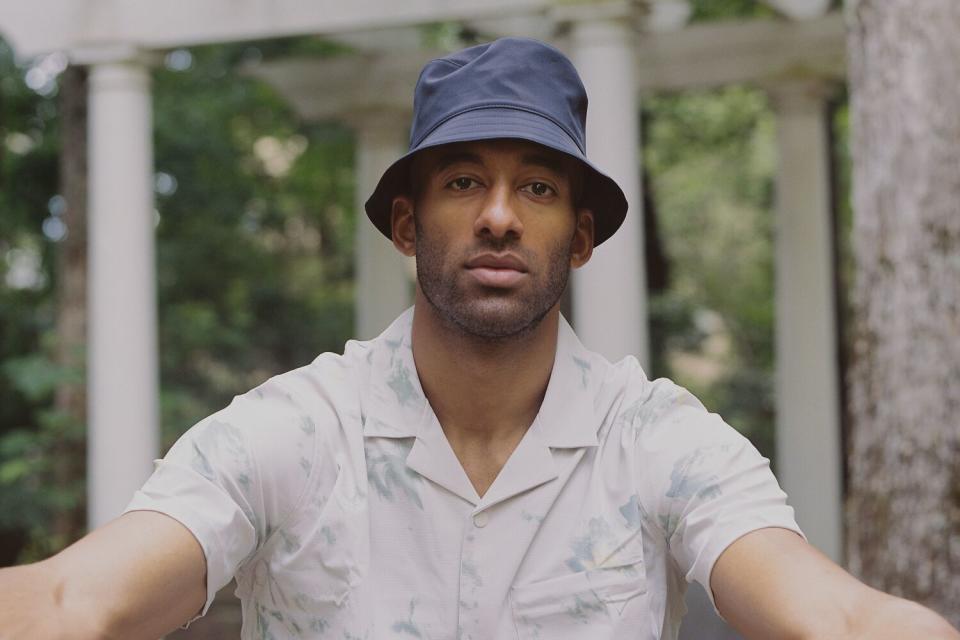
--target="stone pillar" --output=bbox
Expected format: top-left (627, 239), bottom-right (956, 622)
top-left (768, 79), bottom-right (842, 561)
top-left (351, 109), bottom-right (414, 340)
top-left (85, 51), bottom-right (159, 528)
top-left (567, 9), bottom-right (649, 367)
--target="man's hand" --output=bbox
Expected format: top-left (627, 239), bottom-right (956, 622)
top-left (711, 527), bottom-right (959, 640)
top-left (0, 510), bottom-right (207, 640)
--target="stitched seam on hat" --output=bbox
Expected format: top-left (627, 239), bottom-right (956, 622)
top-left (431, 58), bottom-right (466, 69)
top-left (413, 103), bottom-right (585, 153)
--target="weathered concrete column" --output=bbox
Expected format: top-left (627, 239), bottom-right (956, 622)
top-left (567, 8), bottom-right (649, 367)
top-left (350, 109), bottom-right (414, 339)
top-left (768, 79), bottom-right (842, 561)
top-left (84, 50), bottom-right (159, 528)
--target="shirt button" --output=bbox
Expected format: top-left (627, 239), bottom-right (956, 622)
top-left (473, 511), bottom-right (489, 528)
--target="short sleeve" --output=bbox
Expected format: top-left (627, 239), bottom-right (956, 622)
top-left (634, 380), bottom-right (805, 614)
top-left (123, 375), bottom-right (319, 624)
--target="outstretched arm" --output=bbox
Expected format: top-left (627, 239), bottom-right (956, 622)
top-left (0, 510), bottom-right (206, 640)
top-left (711, 527), bottom-right (959, 640)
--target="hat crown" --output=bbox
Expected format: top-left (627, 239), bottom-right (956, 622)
top-left (410, 38), bottom-right (589, 153)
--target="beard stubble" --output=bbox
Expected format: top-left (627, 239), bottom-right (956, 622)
top-left (414, 220), bottom-right (572, 341)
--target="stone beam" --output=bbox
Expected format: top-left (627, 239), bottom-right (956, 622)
top-left (0, 0), bottom-right (552, 60)
top-left (243, 50), bottom-right (437, 122)
top-left (635, 12), bottom-right (845, 92)
top-left (247, 11), bottom-right (845, 124)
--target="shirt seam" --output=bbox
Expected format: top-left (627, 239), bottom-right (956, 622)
top-left (244, 383), bottom-right (321, 563)
top-left (658, 391), bottom-right (697, 549)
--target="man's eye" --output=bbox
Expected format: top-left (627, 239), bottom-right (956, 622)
top-left (524, 182), bottom-right (555, 197)
top-left (449, 177), bottom-right (477, 191)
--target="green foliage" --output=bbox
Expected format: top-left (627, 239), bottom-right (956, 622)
top-left (648, 84), bottom-right (851, 465)
top-left (0, 39), bottom-right (72, 562)
top-left (831, 93), bottom-right (854, 342)
top-left (688, 0), bottom-right (842, 22)
top-left (0, 337), bottom-right (85, 561)
top-left (645, 85), bottom-right (778, 460)
top-left (0, 36), bottom-right (357, 561)
top-left (2, 352), bottom-right (80, 402)
top-left (688, 0), bottom-right (775, 22)
top-left (150, 41), bottom-right (358, 447)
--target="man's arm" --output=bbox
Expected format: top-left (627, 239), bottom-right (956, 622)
top-left (711, 527), bottom-right (959, 640)
top-left (0, 510), bottom-right (207, 640)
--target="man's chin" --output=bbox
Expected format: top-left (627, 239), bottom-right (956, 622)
top-left (443, 300), bottom-right (551, 340)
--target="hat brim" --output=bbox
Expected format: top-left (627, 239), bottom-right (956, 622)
top-left (364, 107), bottom-right (628, 247)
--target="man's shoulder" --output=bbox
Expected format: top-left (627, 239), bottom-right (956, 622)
top-left (575, 339), bottom-right (693, 415)
top-left (232, 310), bottom-right (417, 447)
top-left (214, 337), bottom-right (375, 450)
top-left (552, 320), bottom-right (718, 447)
top-left (592, 353), bottom-right (748, 453)
top-left (240, 340), bottom-right (372, 412)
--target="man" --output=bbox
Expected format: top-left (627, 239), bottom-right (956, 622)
top-left (1, 37), bottom-right (957, 640)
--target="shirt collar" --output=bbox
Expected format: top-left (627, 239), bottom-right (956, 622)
top-left (529, 314), bottom-right (605, 448)
top-left (359, 307), bottom-right (429, 439)
top-left (360, 307), bottom-right (607, 449)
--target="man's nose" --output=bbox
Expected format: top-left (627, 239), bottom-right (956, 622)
top-left (473, 183), bottom-right (523, 240)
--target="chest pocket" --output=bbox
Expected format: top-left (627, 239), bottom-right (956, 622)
top-left (510, 557), bottom-right (649, 640)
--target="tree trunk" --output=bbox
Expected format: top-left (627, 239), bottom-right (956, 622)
top-left (845, 0), bottom-right (960, 626)
top-left (52, 64), bottom-right (88, 544)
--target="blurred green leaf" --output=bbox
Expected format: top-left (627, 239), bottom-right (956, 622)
top-left (1, 355), bottom-right (77, 402)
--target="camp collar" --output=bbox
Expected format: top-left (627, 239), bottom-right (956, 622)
top-left (360, 306), bottom-right (605, 450)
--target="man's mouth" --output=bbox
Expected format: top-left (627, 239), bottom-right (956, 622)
top-left (464, 253), bottom-right (529, 288)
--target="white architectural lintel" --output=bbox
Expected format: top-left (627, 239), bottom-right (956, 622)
top-left (249, 11), bottom-right (844, 124)
top-left (635, 12), bottom-right (845, 92)
top-left (0, 0), bottom-right (554, 61)
top-left (69, 43), bottom-right (160, 67)
top-left (243, 51), bottom-right (429, 123)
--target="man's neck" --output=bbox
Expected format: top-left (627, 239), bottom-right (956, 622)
top-left (410, 291), bottom-right (559, 495)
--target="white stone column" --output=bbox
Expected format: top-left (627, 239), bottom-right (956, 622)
top-left (567, 10), bottom-right (649, 367)
top-left (85, 52), bottom-right (159, 528)
top-left (768, 79), bottom-right (842, 561)
top-left (351, 109), bottom-right (414, 340)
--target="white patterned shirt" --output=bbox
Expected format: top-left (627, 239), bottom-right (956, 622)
top-left (125, 307), bottom-right (803, 639)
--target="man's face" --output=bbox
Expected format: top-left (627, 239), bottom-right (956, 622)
top-left (392, 139), bottom-right (593, 340)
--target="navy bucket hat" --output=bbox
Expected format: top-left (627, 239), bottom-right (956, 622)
top-left (364, 37), bottom-right (628, 247)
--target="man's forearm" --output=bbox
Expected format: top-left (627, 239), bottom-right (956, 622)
top-left (0, 561), bottom-right (104, 640)
top-left (844, 591), bottom-right (960, 640)
top-left (1, 513), bottom-right (207, 640)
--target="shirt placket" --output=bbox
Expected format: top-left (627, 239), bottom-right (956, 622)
top-left (457, 506), bottom-right (491, 639)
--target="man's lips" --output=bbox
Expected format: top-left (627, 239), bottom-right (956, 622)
top-left (464, 253), bottom-right (529, 287)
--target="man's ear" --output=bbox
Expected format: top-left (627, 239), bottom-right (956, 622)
top-left (391, 195), bottom-right (416, 257)
top-left (570, 208), bottom-right (594, 268)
